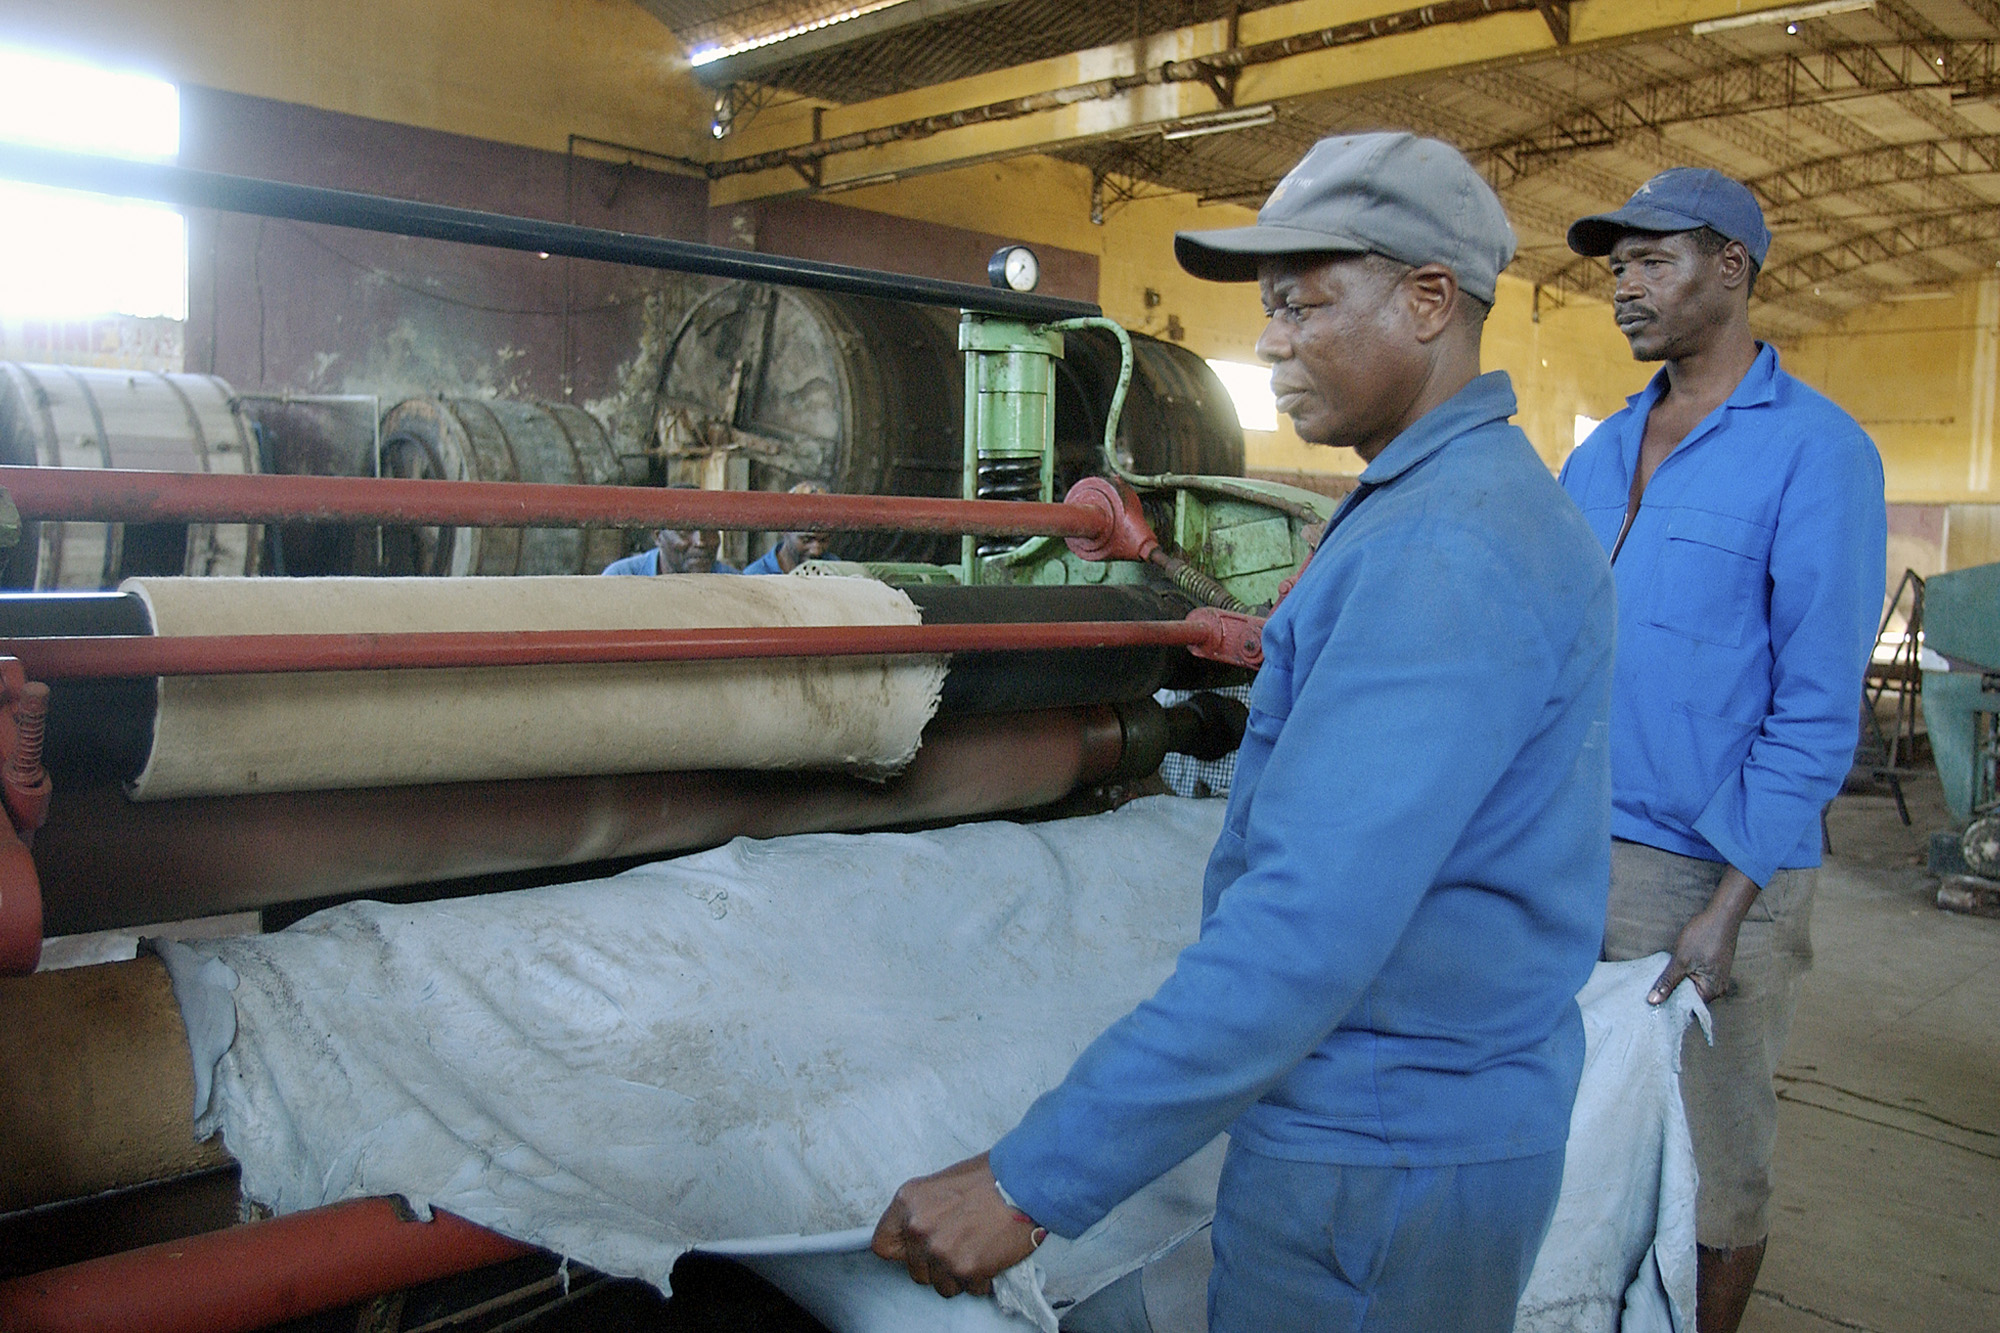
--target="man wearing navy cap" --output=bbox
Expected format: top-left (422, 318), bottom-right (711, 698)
top-left (873, 133), bottom-right (1615, 1332)
top-left (1562, 169), bottom-right (1887, 1332)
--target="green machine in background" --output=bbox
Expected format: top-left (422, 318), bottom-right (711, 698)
top-left (835, 310), bottom-right (1335, 613)
top-left (1921, 560), bottom-right (2000, 825)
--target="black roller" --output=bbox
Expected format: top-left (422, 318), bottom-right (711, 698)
top-left (910, 583), bottom-right (1191, 714)
top-left (0, 592), bottom-right (154, 782)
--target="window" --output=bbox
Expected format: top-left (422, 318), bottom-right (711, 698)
top-left (1206, 358), bottom-right (1279, 433)
top-left (1574, 413), bottom-right (1603, 450)
top-left (0, 48), bottom-right (184, 320)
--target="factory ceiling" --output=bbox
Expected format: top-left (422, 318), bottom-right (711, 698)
top-left (649, 0), bottom-right (2000, 335)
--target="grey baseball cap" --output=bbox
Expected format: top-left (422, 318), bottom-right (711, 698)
top-left (1174, 132), bottom-right (1517, 302)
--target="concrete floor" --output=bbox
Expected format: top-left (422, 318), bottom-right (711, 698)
top-left (1743, 773), bottom-right (1999, 1332)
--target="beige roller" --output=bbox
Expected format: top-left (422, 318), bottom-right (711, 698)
top-left (126, 575), bottom-right (946, 800)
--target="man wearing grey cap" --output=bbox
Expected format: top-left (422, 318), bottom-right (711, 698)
top-left (1560, 170), bottom-right (1886, 1333)
top-left (873, 133), bottom-right (1614, 1331)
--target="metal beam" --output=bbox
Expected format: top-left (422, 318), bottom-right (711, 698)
top-left (1757, 208), bottom-right (2000, 297)
top-left (1478, 40), bottom-right (2000, 189)
top-left (706, 0), bottom-right (1809, 202)
top-left (709, 0), bottom-right (1544, 186)
top-left (1748, 135), bottom-right (2000, 206)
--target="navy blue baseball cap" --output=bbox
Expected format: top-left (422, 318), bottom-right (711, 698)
top-left (1567, 168), bottom-right (1771, 266)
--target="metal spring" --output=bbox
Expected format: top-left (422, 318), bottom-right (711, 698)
top-left (975, 456), bottom-right (1042, 556)
top-left (1169, 558), bottom-right (1249, 613)
top-left (7, 687), bottom-right (46, 783)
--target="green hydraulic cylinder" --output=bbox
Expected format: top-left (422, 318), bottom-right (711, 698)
top-left (960, 314), bottom-right (1062, 585)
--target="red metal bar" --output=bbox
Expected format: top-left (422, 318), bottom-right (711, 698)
top-left (0, 465), bottom-right (1108, 540)
top-left (0, 1197), bottom-right (534, 1333)
top-left (0, 619), bottom-right (1213, 680)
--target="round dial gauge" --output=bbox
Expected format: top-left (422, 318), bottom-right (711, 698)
top-left (988, 245), bottom-right (1040, 293)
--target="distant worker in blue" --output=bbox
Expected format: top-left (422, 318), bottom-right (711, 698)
top-left (871, 132), bottom-right (1616, 1332)
top-left (741, 481), bottom-right (836, 574)
top-left (1561, 171), bottom-right (1887, 1333)
top-left (600, 487), bottom-right (737, 575)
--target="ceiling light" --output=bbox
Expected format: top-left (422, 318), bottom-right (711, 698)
top-left (1690, 0), bottom-right (1874, 37)
top-left (1160, 105), bottom-right (1277, 141)
top-left (1787, 22), bottom-right (1799, 34)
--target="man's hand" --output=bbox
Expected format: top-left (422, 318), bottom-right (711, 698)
top-left (1649, 864), bottom-right (1760, 1004)
top-left (870, 1153), bottom-right (1044, 1298)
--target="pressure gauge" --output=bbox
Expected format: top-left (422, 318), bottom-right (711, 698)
top-left (988, 245), bottom-right (1040, 293)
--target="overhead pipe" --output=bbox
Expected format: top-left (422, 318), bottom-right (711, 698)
top-left (0, 1196), bottom-right (535, 1333)
top-left (0, 465), bottom-right (1109, 541)
top-left (0, 143), bottom-right (1097, 322)
top-left (0, 618), bottom-right (1221, 681)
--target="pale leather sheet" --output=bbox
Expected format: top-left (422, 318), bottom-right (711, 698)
top-left (165, 798), bottom-right (1232, 1323)
top-left (125, 575), bottom-right (945, 800)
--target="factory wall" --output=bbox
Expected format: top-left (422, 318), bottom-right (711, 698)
top-left (1779, 277), bottom-right (2000, 573)
top-left (180, 86), bottom-right (713, 451)
top-left (174, 85), bottom-right (1094, 459)
top-left (0, 0), bottom-right (709, 163)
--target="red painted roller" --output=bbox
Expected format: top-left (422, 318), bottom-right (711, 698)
top-left (0, 1197), bottom-right (535, 1333)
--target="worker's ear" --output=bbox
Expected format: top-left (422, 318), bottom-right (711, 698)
top-left (1403, 263), bottom-right (1459, 344)
top-left (1716, 239), bottom-right (1754, 294)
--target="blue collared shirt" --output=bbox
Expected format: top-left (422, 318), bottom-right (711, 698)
top-left (599, 549), bottom-right (741, 576)
top-left (1559, 343), bottom-right (1886, 885)
top-left (990, 372), bottom-right (1614, 1237)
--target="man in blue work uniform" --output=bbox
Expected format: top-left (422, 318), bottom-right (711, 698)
top-left (1560, 171), bottom-right (1887, 1333)
top-left (871, 133), bottom-right (1615, 1332)
top-left (741, 482), bottom-right (835, 574)
top-left (600, 525), bottom-right (738, 575)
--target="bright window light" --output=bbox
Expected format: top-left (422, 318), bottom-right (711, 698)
top-left (1207, 359), bottom-right (1279, 433)
top-left (1573, 413), bottom-right (1603, 449)
top-left (0, 48), bottom-right (184, 320)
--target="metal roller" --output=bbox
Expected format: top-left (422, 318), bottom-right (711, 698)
top-left (0, 364), bottom-right (260, 590)
top-left (376, 397), bottom-right (639, 577)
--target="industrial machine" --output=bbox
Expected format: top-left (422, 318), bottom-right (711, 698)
top-left (0, 143), bottom-right (1329, 1331)
top-left (1922, 561), bottom-right (2000, 833)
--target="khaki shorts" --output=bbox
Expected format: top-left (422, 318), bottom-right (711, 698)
top-left (1601, 838), bottom-right (1815, 1250)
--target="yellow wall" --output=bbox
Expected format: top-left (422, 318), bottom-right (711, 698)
top-left (1780, 278), bottom-right (2000, 506)
top-left (1483, 279), bottom-right (1649, 468)
top-left (0, 0), bottom-right (710, 161)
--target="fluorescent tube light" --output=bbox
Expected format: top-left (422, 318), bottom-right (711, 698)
top-left (1691, 0), bottom-right (1875, 37)
top-left (1161, 105), bottom-right (1277, 142)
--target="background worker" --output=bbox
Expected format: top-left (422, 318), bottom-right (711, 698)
top-left (601, 485), bottom-right (737, 575)
top-left (600, 525), bottom-right (734, 575)
top-left (742, 481), bottom-right (836, 574)
top-left (1561, 170), bottom-right (1888, 1333)
top-left (870, 132), bottom-right (1616, 1332)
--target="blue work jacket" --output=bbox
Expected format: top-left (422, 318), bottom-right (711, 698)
top-left (1559, 344), bottom-right (1886, 886)
top-left (990, 372), bottom-right (1615, 1239)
